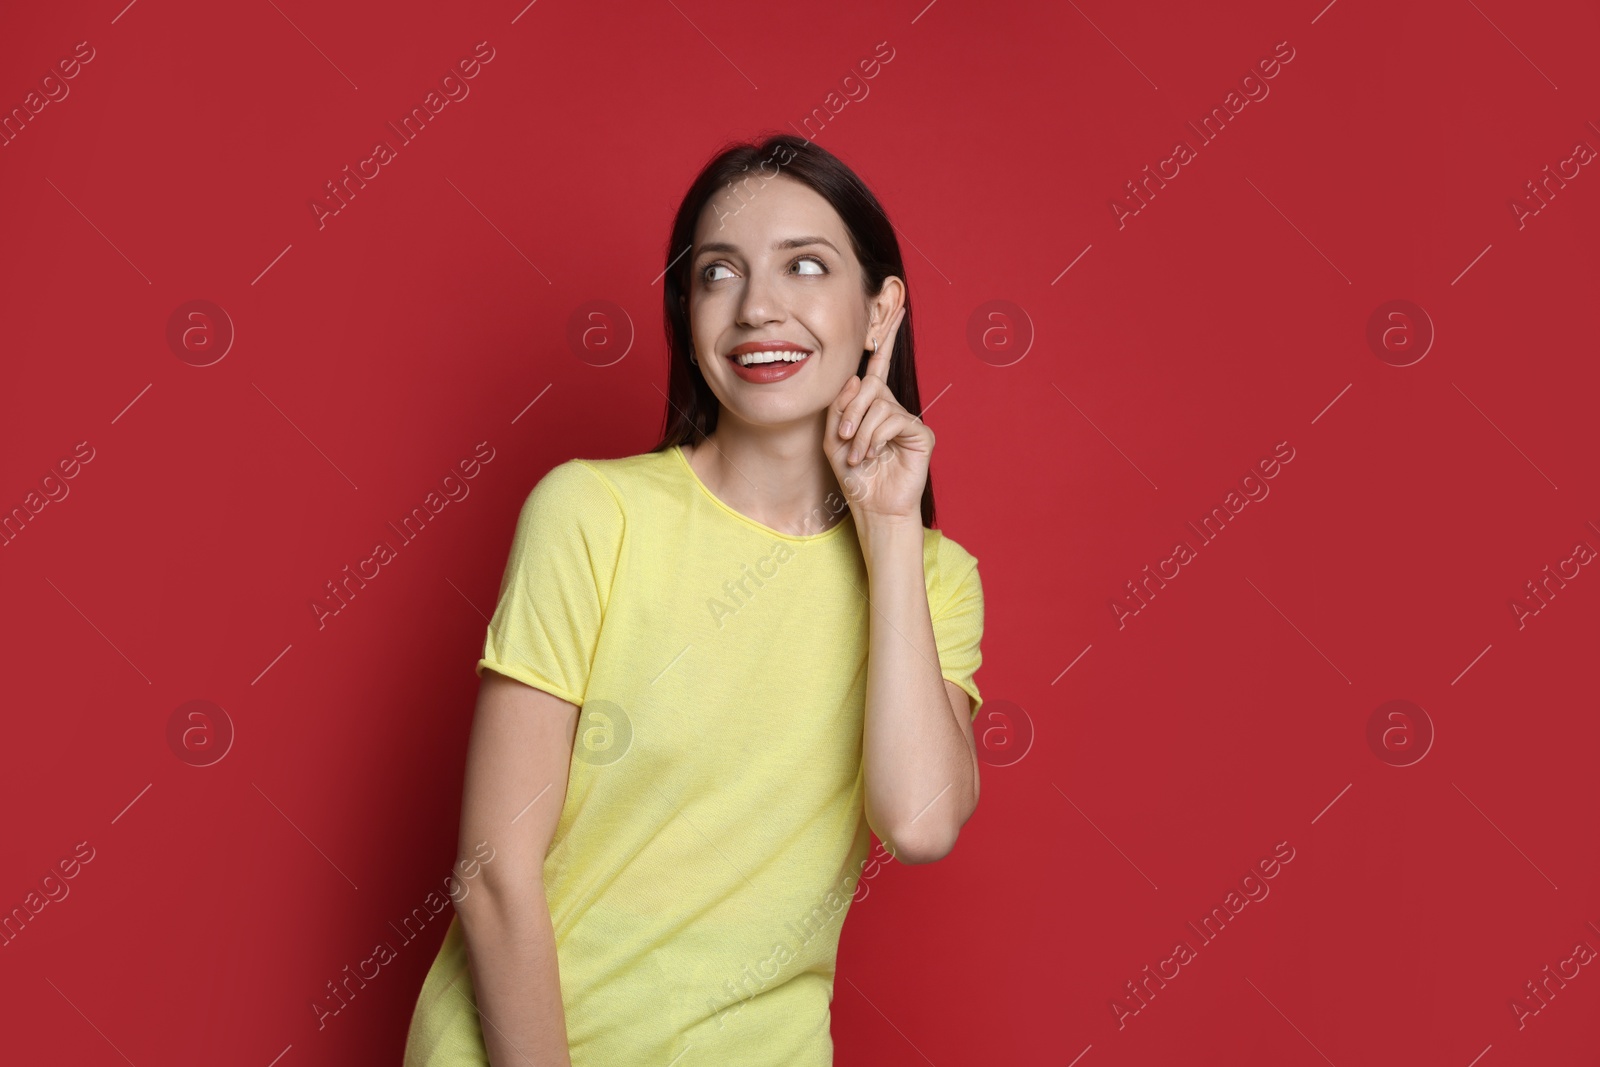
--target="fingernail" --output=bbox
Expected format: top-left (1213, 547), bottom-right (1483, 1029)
top-left (840, 420), bottom-right (853, 437)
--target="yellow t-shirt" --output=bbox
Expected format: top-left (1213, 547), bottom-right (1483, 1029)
top-left (403, 443), bottom-right (983, 1066)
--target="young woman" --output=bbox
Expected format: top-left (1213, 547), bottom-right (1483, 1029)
top-left (403, 133), bottom-right (985, 1066)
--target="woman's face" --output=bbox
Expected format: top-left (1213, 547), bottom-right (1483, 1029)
top-left (686, 174), bottom-right (899, 432)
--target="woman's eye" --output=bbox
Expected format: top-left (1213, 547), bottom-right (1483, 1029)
top-left (700, 256), bottom-right (827, 284)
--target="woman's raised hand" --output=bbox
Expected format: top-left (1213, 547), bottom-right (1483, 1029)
top-left (824, 305), bottom-right (931, 528)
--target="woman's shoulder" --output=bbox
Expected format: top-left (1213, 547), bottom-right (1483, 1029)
top-left (917, 530), bottom-right (981, 655)
top-left (924, 525), bottom-right (979, 569)
top-left (528, 447), bottom-right (678, 506)
top-left (923, 525), bottom-right (981, 605)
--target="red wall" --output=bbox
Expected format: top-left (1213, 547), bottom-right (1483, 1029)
top-left (2, 1), bottom-right (1597, 1064)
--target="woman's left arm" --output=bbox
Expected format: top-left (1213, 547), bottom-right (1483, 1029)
top-left (827, 302), bottom-right (980, 865)
top-left (856, 519), bottom-right (981, 864)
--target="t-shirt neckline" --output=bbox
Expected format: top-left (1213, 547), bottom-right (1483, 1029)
top-left (671, 444), bottom-right (854, 544)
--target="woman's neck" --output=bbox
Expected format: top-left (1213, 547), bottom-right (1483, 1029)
top-left (683, 430), bottom-right (848, 537)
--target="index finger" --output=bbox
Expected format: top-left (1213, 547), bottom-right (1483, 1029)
top-left (863, 306), bottom-right (904, 381)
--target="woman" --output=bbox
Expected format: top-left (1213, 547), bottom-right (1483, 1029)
top-left (403, 132), bottom-right (985, 1066)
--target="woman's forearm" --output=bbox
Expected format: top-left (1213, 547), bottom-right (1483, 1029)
top-left (856, 517), bottom-right (978, 861)
top-left (456, 885), bottom-right (572, 1067)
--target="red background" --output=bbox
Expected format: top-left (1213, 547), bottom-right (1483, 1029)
top-left (3, 1), bottom-right (1597, 1064)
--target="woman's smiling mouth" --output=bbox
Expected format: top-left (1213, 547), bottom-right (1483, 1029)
top-left (725, 341), bottom-right (813, 382)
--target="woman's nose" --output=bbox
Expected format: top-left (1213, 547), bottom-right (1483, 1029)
top-left (736, 265), bottom-right (784, 327)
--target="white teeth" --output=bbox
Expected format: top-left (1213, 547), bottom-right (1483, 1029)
top-left (734, 350), bottom-right (809, 366)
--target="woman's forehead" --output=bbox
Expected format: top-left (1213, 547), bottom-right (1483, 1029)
top-left (694, 176), bottom-right (847, 252)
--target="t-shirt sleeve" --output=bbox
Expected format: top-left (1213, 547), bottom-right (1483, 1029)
top-left (930, 532), bottom-right (984, 721)
top-left (476, 460), bottom-right (625, 707)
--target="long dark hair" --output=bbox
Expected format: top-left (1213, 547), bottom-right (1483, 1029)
top-left (650, 132), bottom-right (936, 529)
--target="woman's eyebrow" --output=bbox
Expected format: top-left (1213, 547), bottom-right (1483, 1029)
top-left (694, 235), bottom-right (841, 259)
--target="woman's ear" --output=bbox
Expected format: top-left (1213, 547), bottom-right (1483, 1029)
top-left (870, 276), bottom-right (906, 336)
